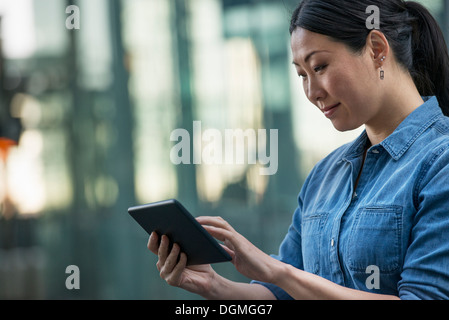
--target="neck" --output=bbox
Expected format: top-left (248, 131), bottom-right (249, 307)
top-left (365, 74), bottom-right (424, 146)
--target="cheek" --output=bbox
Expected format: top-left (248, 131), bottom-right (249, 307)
top-left (328, 68), bottom-right (374, 129)
top-left (323, 70), bottom-right (358, 102)
top-left (330, 64), bottom-right (372, 105)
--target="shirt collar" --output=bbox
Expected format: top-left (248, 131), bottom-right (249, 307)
top-left (381, 96), bottom-right (442, 160)
top-left (343, 96), bottom-right (443, 161)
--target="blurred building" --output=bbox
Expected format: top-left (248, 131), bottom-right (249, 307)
top-left (0, 0), bottom-right (447, 299)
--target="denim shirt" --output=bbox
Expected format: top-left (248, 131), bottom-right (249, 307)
top-left (254, 96), bottom-right (449, 300)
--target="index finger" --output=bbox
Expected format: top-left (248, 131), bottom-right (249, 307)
top-left (198, 217), bottom-right (238, 251)
top-left (196, 216), bottom-right (234, 231)
top-left (202, 224), bottom-right (234, 243)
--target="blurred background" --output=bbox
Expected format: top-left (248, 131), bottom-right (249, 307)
top-left (0, 0), bottom-right (446, 300)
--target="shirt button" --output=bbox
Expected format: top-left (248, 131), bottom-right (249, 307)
top-left (331, 238), bottom-right (335, 247)
top-left (371, 149), bottom-right (380, 154)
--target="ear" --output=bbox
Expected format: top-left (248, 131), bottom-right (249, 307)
top-left (366, 30), bottom-right (390, 67)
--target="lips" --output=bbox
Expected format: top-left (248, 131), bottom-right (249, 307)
top-left (323, 103), bottom-right (340, 112)
top-left (322, 103), bottom-right (341, 118)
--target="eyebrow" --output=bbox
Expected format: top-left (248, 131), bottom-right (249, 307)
top-left (292, 50), bottom-right (329, 67)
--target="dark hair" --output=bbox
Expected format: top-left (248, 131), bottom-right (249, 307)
top-left (290, 0), bottom-right (449, 116)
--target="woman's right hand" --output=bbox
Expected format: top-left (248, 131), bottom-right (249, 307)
top-left (147, 232), bottom-right (217, 297)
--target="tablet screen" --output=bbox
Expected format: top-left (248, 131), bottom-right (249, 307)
top-left (128, 199), bottom-right (232, 266)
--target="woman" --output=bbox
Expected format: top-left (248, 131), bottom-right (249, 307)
top-left (148, 0), bottom-right (449, 299)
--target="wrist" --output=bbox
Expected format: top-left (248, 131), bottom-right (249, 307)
top-left (269, 259), bottom-right (292, 288)
top-left (201, 272), bottom-right (229, 300)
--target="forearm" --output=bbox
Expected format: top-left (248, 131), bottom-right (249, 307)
top-left (272, 262), bottom-right (399, 300)
top-left (203, 274), bottom-right (276, 300)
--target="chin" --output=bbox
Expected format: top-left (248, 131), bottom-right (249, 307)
top-left (331, 120), bottom-right (362, 133)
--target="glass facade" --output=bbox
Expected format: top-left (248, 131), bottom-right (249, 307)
top-left (0, 0), bottom-right (447, 299)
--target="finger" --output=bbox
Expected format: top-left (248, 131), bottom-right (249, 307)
top-left (158, 235), bottom-right (170, 266)
top-left (197, 216), bottom-right (234, 231)
top-left (220, 244), bottom-right (235, 261)
top-left (202, 225), bottom-right (234, 243)
top-left (160, 243), bottom-right (181, 281)
top-left (203, 225), bottom-right (238, 255)
top-left (166, 252), bottom-right (187, 287)
top-left (166, 243), bottom-right (181, 269)
top-left (148, 232), bottom-right (159, 255)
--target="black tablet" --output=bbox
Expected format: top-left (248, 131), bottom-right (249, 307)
top-left (128, 199), bottom-right (232, 266)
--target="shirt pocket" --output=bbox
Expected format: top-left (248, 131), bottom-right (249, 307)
top-left (346, 205), bottom-right (403, 273)
top-left (301, 212), bottom-right (329, 274)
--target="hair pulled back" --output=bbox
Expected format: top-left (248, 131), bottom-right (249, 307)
top-left (290, 0), bottom-right (449, 116)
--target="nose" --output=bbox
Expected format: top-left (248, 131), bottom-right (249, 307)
top-left (305, 78), bottom-right (326, 106)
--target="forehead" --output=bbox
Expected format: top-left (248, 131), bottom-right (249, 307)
top-left (291, 28), bottom-right (344, 63)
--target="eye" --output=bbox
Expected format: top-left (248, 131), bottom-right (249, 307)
top-left (299, 73), bottom-right (307, 79)
top-left (314, 64), bottom-right (328, 73)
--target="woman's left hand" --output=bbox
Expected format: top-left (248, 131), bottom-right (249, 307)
top-left (196, 216), bottom-right (281, 284)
